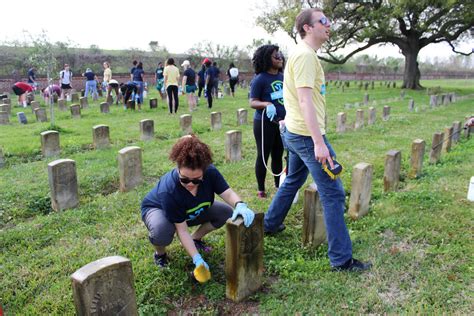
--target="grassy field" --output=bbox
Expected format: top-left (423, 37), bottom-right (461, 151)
top-left (1, 79), bottom-right (473, 314)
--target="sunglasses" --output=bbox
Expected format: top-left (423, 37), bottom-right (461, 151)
top-left (311, 16), bottom-right (330, 27)
top-left (178, 170), bottom-right (203, 185)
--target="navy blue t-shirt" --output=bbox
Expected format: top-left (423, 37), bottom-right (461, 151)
top-left (155, 67), bottom-right (164, 80)
top-left (183, 68), bottom-right (196, 85)
top-left (250, 72), bottom-right (285, 121)
top-left (205, 67), bottom-right (215, 83)
top-left (141, 165), bottom-right (230, 223)
top-left (27, 68), bottom-right (36, 83)
top-left (198, 69), bottom-right (206, 85)
top-left (84, 71), bottom-right (95, 81)
top-left (132, 68), bottom-right (144, 81)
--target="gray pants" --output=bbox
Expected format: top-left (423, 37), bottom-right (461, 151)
top-left (143, 201), bottom-right (233, 246)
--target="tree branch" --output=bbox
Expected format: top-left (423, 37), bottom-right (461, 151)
top-left (447, 40), bottom-right (473, 56)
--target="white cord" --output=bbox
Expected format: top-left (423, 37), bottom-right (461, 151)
top-left (261, 107), bottom-right (286, 177)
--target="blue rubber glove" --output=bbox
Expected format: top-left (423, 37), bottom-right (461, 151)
top-left (192, 253), bottom-right (209, 269)
top-left (265, 104), bottom-right (276, 121)
top-left (231, 202), bottom-right (255, 227)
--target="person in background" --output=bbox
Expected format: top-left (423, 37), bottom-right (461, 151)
top-left (120, 81), bottom-right (138, 109)
top-left (203, 58), bottom-right (214, 108)
top-left (107, 79), bottom-right (120, 105)
top-left (155, 62), bottom-right (165, 100)
top-left (27, 67), bottom-right (37, 91)
top-left (211, 62), bottom-right (220, 98)
top-left (82, 68), bottom-right (98, 101)
top-left (141, 135), bottom-right (255, 269)
top-left (163, 58), bottom-right (180, 114)
top-left (227, 63), bottom-right (239, 97)
top-left (130, 60), bottom-right (138, 81)
top-left (132, 62), bottom-right (145, 110)
top-left (41, 84), bottom-right (61, 105)
top-left (181, 60), bottom-right (197, 112)
top-left (263, 8), bottom-right (372, 272)
top-left (197, 64), bottom-right (206, 100)
top-left (250, 44), bottom-right (286, 199)
top-left (12, 82), bottom-right (33, 107)
top-left (102, 62), bottom-right (112, 93)
top-left (59, 64), bottom-right (73, 100)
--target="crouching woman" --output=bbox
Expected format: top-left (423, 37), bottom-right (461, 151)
top-left (141, 135), bottom-right (255, 273)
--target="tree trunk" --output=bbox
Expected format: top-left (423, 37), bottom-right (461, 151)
top-left (401, 49), bottom-right (423, 90)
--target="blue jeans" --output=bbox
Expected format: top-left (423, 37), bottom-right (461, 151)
top-left (133, 81), bottom-right (144, 104)
top-left (85, 80), bottom-right (98, 99)
top-left (264, 130), bottom-right (352, 266)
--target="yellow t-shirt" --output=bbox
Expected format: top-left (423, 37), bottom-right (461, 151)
top-left (103, 68), bottom-right (112, 82)
top-left (283, 41), bottom-right (326, 136)
top-left (164, 65), bottom-right (180, 87)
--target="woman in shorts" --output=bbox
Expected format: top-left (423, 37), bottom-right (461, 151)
top-left (181, 60), bottom-right (197, 112)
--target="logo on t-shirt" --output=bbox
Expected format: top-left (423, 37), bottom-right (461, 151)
top-left (271, 80), bottom-right (284, 106)
top-left (320, 83), bottom-right (326, 95)
top-left (186, 202), bottom-right (211, 221)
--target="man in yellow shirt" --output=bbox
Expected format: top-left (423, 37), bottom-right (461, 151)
top-left (264, 8), bottom-right (371, 272)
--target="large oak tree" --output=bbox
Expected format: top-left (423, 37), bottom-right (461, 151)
top-left (257, 0), bottom-right (474, 89)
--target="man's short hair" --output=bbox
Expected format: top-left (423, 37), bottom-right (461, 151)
top-left (295, 8), bottom-right (323, 39)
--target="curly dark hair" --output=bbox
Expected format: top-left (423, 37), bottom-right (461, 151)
top-left (252, 44), bottom-right (282, 75)
top-left (169, 135), bottom-right (213, 171)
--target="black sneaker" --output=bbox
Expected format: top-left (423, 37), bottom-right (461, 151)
top-left (154, 252), bottom-right (168, 268)
top-left (264, 223), bottom-right (286, 236)
top-left (193, 239), bottom-right (212, 252)
top-left (331, 258), bottom-right (372, 272)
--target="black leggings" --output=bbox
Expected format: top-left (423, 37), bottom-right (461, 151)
top-left (198, 83), bottom-right (205, 97)
top-left (206, 83), bottom-right (213, 108)
top-left (253, 119), bottom-right (284, 192)
top-left (166, 85), bottom-right (179, 113)
top-left (229, 78), bottom-right (238, 93)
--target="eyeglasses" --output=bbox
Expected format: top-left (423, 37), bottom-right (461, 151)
top-left (272, 53), bottom-right (284, 61)
top-left (311, 16), bottom-right (330, 27)
top-left (178, 170), bottom-right (203, 185)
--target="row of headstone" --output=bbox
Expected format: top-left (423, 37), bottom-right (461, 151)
top-left (429, 93), bottom-right (456, 108)
top-left (336, 106), bottom-right (390, 133)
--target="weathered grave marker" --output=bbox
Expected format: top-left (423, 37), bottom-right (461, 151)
top-left (58, 99), bottom-right (67, 111)
top-left (451, 121), bottom-right (461, 144)
top-left (348, 162), bottom-right (373, 220)
top-left (80, 97), bottom-right (88, 109)
top-left (17, 112), bottom-right (27, 124)
top-left (355, 109), bottom-right (364, 129)
top-left (71, 104), bottom-right (81, 119)
top-left (126, 100), bottom-right (135, 110)
top-left (31, 101), bottom-right (40, 113)
top-left (48, 159), bottom-right (79, 211)
top-left (442, 126), bottom-right (453, 153)
top-left (336, 112), bottom-right (346, 133)
top-left (0, 103), bottom-right (11, 115)
top-left (106, 95), bottom-right (114, 105)
top-left (368, 107), bottom-right (376, 125)
top-left (429, 132), bottom-right (444, 164)
top-left (382, 106), bottom-right (391, 121)
top-left (140, 119), bottom-right (154, 141)
top-left (100, 102), bottom-right (109, 114)
top-left (383, 150), bottom-right (401, 192)
top-left (210, 111), bottom-right (222, 131)
top-left (430, 95), bottom-right (437, 108)
top-left (0, 148), bottom-right (5, 168)
top-left (149, 98), bottom-right (158, 109)
top-left (35, 108), bottom-right (48, 122)
top-left (225, 213), bottom-right (264, 303)
top-left (118, 146), bottom-right (143, 192)
top-left (71, 256), bottom-right (138, 316)
top-left (0, 111), bottom-right (9, 125)
top-left (180, 114), bottom-right (192, 134)
top-left (92, 125), bottom-right (110, 149)
top-left (363, 93), bottom-right (369, 106)
top-left (409, 139), bottom-right (425, 178)
top-left (237, 108), bottom-right (248, 125)
top-left (408, 99), bottom-right (415, 112)
top-left (41, 130), bottom-right (60, 157)
top-left (71, 93), bottom-right (79, 103)
top-left (225, 130), bottom-right (242, 162)
top-left (302, 187), bottom-right (326, 247)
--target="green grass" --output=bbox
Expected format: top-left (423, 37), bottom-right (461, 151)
top-left (1, 79), bottom-right (473, 314)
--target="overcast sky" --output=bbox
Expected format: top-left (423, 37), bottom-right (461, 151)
top-left (1, 0), bottom-right (471, 62)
